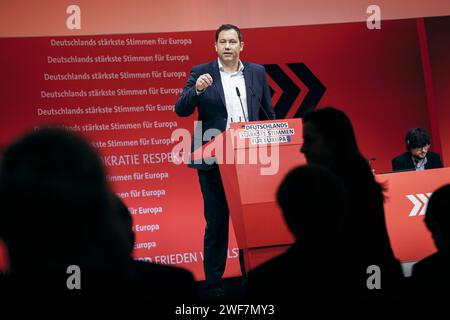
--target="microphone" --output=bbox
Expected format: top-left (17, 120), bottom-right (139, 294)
top-left (369, 157), bottom-right (376, 174)
top-left (248, 86), bottom-right (272, 120)
top-left (235, 87), bottom-right (248, 123)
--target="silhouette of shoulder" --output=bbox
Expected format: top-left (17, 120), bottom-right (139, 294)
top-left (130, 260), bottom-right (197, 300)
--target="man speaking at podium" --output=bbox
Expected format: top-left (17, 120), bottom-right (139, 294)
top-left (175, 24), bottom-right (275, 297)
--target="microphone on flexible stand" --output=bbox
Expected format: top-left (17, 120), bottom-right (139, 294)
top-left (248, 86), bottom-right (273, 120)
top-left (369, 156), bottom-right (376, 174)
top-left (235, 87), bottom-right (248, 123)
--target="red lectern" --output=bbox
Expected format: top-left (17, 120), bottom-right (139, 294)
top-left (378, 168), bottom-right (450, 262)
top-left (191, 119), bottom-right (306, 272)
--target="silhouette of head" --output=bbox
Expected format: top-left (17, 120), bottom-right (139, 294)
top-left (110, 194), bottom-right (135, 258)
top-left (276, 165), bottom-right (346, 244)
top-left (0, 128), bottom-right (111, 271)
top-left (424, 184), bottom-right (450, 252)
top-left (301, 107), bottom-right (361, 168)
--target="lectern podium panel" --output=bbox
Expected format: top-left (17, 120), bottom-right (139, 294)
top-left (192, 119), bottom-right (305, 271)
top-left (378, 167), bottom-right (450, 262)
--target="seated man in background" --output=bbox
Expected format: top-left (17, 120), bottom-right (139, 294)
top-left (392, 128), bottom-right (443, 172)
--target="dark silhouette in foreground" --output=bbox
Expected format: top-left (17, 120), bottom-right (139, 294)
top-left (0, 128), bottom-right (195, 299)
top-left (249, 165), bottom-right (347, 300)
top-left (409, 184), bottom-right (450, 299)
top-left (300, 107), bottom-right (404, 299)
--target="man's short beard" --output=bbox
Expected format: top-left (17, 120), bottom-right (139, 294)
top-left (412, 153), bottom-right (427, 161)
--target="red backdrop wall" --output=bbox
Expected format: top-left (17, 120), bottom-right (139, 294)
top-left (426, 16), bottom-right (450, 167)
top-left (0, 17), bottom-right (449, 279)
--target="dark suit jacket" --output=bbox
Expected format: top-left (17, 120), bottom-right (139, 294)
top-left (175, 60), bottom-right (276, 170)
top-left (391, 151), bottom-right (443, 172)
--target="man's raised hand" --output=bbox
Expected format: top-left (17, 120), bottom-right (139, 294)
top-left (195, 73), bottom-right (213, 92)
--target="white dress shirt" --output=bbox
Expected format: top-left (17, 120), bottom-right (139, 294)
top-left (217, 59), bottom-right (248, 128)
top-left (412, 156), bottom-right (428, 170)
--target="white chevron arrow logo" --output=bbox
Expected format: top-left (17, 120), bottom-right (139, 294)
top-left (406, 193), bottom-right (432, 216)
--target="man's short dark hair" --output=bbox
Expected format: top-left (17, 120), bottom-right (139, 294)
top-left (215, 24), bottom-right (242, 42)
top-left (405, 128), bottom-right (431, 150)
